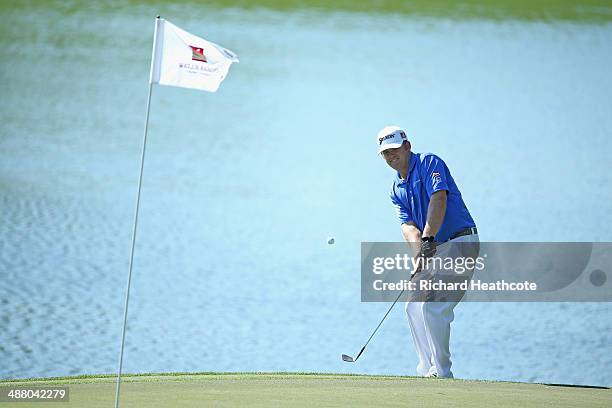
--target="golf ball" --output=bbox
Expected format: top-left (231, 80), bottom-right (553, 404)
top-left (327, 237), bottom-right (335, 245)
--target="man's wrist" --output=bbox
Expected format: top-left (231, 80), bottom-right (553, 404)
top-left (421, 236), bottom-right (435, 242)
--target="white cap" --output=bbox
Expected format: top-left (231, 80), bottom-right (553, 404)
top-left (376, 125), bottom-right (407, 154)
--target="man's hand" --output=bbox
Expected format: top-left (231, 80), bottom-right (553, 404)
top-left (410, 238), bottom-right (436, 278)
top-left (419, 239), bottom-right (437, 259)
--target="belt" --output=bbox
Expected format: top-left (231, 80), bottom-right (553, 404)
top-left (449, 227), bottom-right (478, 241)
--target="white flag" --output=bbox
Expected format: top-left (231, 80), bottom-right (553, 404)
top-left (149, 18), bottom-right (239, 92)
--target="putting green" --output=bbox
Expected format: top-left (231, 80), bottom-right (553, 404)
top-left (1, 373), bottom-right (610, 407)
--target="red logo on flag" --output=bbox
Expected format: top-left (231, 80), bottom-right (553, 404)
top-left (190, 46), bottom-right (207, 63)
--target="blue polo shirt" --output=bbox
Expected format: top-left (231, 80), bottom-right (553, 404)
top-left (390, 152), bottom-right (476, 242)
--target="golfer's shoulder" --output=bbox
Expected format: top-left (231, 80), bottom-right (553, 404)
top-left (388, 176), bottom-right (402, 200)
top-left (418, 152), bottom-right (447, 167)
top-left (419, 152), bottom-right (444, 161)
top-left (389, 179), bottom-right (399, 194)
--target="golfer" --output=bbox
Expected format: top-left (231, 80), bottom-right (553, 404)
top-left (377, 125), bottom-right (479, 379)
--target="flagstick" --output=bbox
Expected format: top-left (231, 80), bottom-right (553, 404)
top-left (114, 16), bottom-right (160, 408)
top-left (113, 82), bottom-right (152, 408)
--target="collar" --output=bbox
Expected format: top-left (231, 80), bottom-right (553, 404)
top-left (395, 152), bottom-right (417, 185)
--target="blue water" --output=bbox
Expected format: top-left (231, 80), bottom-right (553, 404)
top-left (1, 4), bottom-right (611, 386)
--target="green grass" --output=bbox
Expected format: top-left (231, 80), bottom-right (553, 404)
top-left (1, 372), bottom-right (610, 407)
top-left (5, 0), bottom-right (612, 22)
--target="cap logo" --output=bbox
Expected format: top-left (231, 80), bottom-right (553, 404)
top-left (378, 133), bottom-right (395, 145)
top-left (378, 131), bottom-right (406, 145)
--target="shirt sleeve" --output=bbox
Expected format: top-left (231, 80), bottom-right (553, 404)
top-left (390, 186), bottom-right (413, 224)
top-left (423, 154), bottom-right (450, 197)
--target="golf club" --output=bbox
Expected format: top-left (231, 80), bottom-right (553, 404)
top-left (341, 288), bottom-right (405, 363)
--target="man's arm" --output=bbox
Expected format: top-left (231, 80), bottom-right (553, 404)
top-left (411, 190), bottom-right (448, 272)
top-left (422, 190), bottom-right (447, 238)
top-left (401, 222), bottom-right (422, 244)
top-left (401, 222), bottom-right (423, 276)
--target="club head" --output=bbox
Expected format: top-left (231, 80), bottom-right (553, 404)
top-left (341, 354), bottom-right (354, 362)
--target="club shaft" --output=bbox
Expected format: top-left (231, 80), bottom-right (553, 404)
top-left (354, 289), bottom-right (405, 361)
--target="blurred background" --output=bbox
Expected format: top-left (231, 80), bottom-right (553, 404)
top-left (1, 0), bottom-right (611, 387)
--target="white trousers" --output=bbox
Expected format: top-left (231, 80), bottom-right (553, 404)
top-left (405, 234), bottom-right (479, 378)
